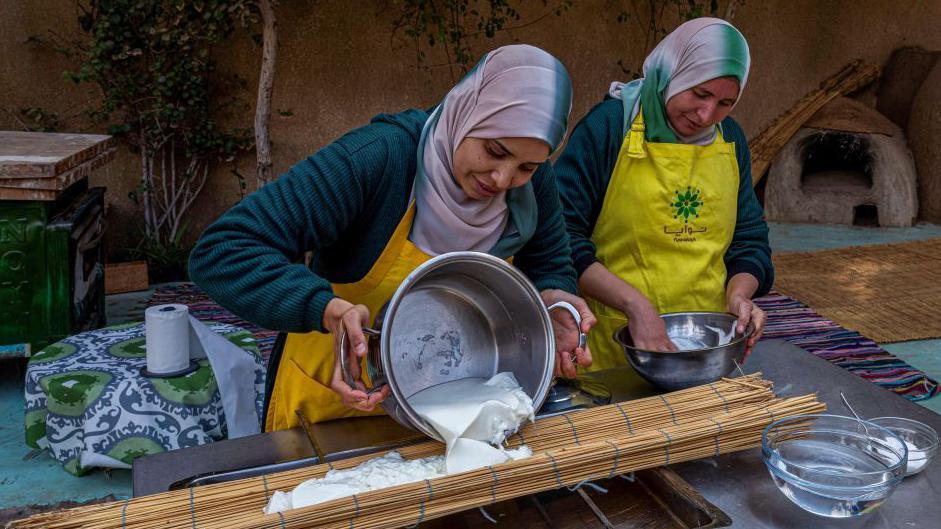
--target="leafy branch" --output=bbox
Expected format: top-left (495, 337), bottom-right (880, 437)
top-left (389, 0), bottom-right (571, 81)
top-left (58, 0), bottom-right (260, 272)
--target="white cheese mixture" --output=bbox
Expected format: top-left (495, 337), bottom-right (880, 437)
top-left (265, 372), bottom-right (534, 514)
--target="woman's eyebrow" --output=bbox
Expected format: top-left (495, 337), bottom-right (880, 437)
top-left (492, 139), bottom-right (513, 156)
top-left (493, 139), bottom-right (545, 164)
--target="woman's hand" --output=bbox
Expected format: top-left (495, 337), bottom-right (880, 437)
top-left (726, 273), bottom-right (765, 358)
top-left (323, 298), bottom-right (389, 411)
top-left (540, 289), bottom-right (596, 378)
top-left (727, 293), bottom-right (766, 358)
top-left (625, 295), bottom-right (677, 352)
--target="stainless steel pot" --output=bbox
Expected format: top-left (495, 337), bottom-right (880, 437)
top-left (340, 251), bottom-right (584, 441)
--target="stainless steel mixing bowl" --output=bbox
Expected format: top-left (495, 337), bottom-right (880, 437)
top-left (614, 311), bottom-right (752, 391)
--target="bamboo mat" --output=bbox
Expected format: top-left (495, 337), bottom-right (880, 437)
top-left (773, 237), bottom-right (941, 343)
top-left (11, 376), bottom-right (824, 529)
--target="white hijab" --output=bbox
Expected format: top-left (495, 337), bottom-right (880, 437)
top-left (411, 45), bottom-right (572, 256)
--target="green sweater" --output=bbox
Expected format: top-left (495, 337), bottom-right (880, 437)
top-left (189, 109), bottom-right (578, 334)
top-left (554, 98), bottom-right (774, 297)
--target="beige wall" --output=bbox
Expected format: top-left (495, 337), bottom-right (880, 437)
top-left (3, 0), bottom-right (940, 258)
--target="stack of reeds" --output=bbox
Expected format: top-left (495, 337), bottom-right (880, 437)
top-left (10, 374), bottom-right (824, 529)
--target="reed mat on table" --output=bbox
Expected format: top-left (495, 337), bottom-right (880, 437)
top-left (10, 374), bottom-right (824, 529)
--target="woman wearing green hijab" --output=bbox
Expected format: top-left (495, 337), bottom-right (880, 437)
top-left (555, 18), bottom-right (773, 378)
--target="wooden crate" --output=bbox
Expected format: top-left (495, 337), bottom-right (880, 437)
top-left (105, 261), bottom-right (149, 294)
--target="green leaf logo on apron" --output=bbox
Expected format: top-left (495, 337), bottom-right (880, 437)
top-left (671, 186), bottom-right (703, 223)
top-left (665, 186), bottom-right (709, 243)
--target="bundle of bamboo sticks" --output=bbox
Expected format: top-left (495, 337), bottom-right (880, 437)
top-left (750, 60), bottom-right (880, 187)
top-left (11, 374), bottom-right (824, 529)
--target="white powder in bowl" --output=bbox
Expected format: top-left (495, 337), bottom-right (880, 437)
top-left (885, 436), bottom-right (927, 475)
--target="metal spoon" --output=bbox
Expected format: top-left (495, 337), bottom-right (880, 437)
top-left (841, 391), bottom-right (874, 448)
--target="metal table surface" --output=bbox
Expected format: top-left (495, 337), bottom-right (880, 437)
top-left (134, 338), bottom-right (941, 528)
top-left (671, 339), bottom-right (941, 528)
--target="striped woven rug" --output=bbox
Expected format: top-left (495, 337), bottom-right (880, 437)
top-left (756, 291), bottom-right (939, 401)
top-left (146, 284), bottom-right (939, 402)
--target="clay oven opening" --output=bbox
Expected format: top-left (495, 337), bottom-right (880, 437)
top-left (800, 132), bottom-right (874, 192)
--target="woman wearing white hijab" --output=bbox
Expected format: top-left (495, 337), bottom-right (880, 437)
top-left (555, 18), bottom-right (773, 381)
top-left (190, 45), bottom-right (595, 431)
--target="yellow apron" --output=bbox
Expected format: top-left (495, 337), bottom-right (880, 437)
top-left (265, 204), bottom-right (434, 431)
top-left (584, 109), bottom-right (739, 375)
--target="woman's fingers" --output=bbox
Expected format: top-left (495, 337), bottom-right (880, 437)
top-left (747, 306), bottom-right (767, 348)
top-left (541, 289), bottom-right (596, 335)
top-left (728, 295), bottom-right (753, 335)
top-left (329, 373), bottom-right (369, 407)
top-left (368, 386), bottom-right (390, 407)
top-left (630, 315), bottom-right (677, 352)
top-left (343, 304), bottom-right (371, 378)
top-left (564, 293), bottom-right (597, 333)
top-left (327, 301), bottom-right (383, 411)
top-left (735, 305), bottom-right (750, 334)
top-left (574, 345), bottom-right (592, 368)
top-left (343, 305), bottom-right (369, 354)
top-left (541, 290), bottom-right (595, 371)
top-left (559, 349), bottom-right (577, 379)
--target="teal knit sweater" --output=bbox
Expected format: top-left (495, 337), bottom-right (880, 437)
top-left (554, 98), bottom-right (774, 297)
top-left (189, 109), bottom-right (578, 334)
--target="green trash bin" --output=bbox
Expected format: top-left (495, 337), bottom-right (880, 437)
top-left (0, 182), bottom-right (106, 357)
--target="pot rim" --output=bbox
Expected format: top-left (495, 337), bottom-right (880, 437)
top-left (379, 251), bottom-right (555, 441)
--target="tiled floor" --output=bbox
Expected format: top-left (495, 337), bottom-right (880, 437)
top-left (768, 221), bottom-right (941, 416)
top-left (768, 221), bottom-right (941, 253)
top-left (1, 222), bottom-right (940, 513)
top-left (0, 287), bottom-right (161, 517)
top-left (0, 363), bottom-right (131, 519)
top-left (883, 339), bottom-right (941, 415)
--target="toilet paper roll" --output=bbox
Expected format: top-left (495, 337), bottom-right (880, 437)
top-left (145, 304), bottom-right (192, 375)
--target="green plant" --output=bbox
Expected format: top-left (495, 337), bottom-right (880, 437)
top-left (390, 0), bottom-right (571, 81)
top-left (18, 107), bottom-right (62, 132)
top-left (128, 224), bottom-right (193, 281)
top-left (61, 0), bottom-right (259, 266)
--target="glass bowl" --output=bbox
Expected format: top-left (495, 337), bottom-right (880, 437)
top-left (869, 416), bottom-right (939, 476)
top-left (761, 414), bottom-right (907, 518)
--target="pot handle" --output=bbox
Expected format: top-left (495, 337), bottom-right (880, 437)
top-left (339, 326), bottom-right (384, 395)
top-left (546, 301), bottom-right (588, 352)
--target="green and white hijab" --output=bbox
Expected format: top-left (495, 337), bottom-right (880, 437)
top-left (609, 17), bottom-right (750, 145)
